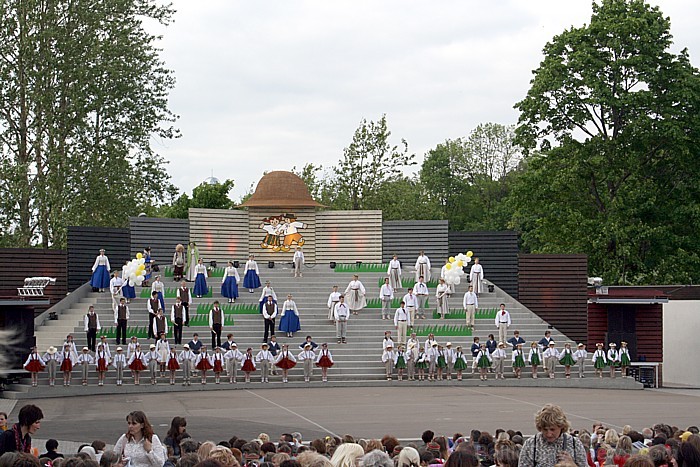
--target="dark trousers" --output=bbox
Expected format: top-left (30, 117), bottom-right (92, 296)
top-left (148, 313), bottom-right (155, 339)
top-left (211, 323), bottom-right (222, 348)
top-left (181, 303), bottom-right (190, 323)
top-left (174, 318), bottom-right (183, 344)
top-left (116, 319), bottom-right (128, 344)
top-left (86, 328), bottom-right (97, 351)
top-left (263, 319), bottom-right (275, 342)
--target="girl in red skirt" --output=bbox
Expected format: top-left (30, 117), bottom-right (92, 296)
top-left (315, 343), bottom-right (334, 382)
top-left (241, 347), bottom-right (256, 383)
top-left (195, 346), bottom-right (213, 384)
top-left (212, 347), bottom-right (225, 384)
top-left (128, 343), bottom-right (147, 385)
top-left (167, 347), bottom-right (180, 385)
top-left (60, 343), bottom-right (74, 386)
top-left (95, 343), bottom-right (110, 386)
top-left (275, 344), bottom-right (297, 383)
top-left (23, 346), bottom-right (45, 387)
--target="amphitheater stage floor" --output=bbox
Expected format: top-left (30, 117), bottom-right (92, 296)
top-left (20, 386), bottom-right (700, 446)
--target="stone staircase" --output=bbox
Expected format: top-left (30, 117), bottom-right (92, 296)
top-left (3, 263), bottom-right (640, 397)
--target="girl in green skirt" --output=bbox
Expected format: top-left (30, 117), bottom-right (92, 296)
top-left (559, 342), bottom-right (576, 379)
top-left (512, 343), bottom-right (526, 379)
top-left (415, 346), bottom-right (428, 381)
top-left (476, 343), bottom-right (492, 381)
top-left (453, 345), bottom-right (468, 381)
top-left (528, 342), bottom-right (542, 379)
top-left (436, 344), bottom-right (447, 380)
top-left (619, 341), bottom-right (631, 377)
top-left (607, 343), bottom-right (620, 378)
top-left (592, 343), bottom-right (607, 378)
top-left (395, 344), bottom-right (407, 381)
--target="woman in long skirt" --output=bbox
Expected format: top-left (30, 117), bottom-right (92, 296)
top-left (279, 294), bottom-right (301, 338)
top-left (243, 255), bottom-right (261, 293)
top-left (193, 259), bottom-right (209, 298)
top-left (221, 261), bottom-right (240, 303)
top-left (90, 249), bottom-right (111, 291)
top-left (121, 261), bottom-right (136, 303)
top-left (186, 242), bottom-right (200, 282)
top-left (388, 254), bottom-right (402, 291)
top-left (436, 279), bottom-right (449, 319)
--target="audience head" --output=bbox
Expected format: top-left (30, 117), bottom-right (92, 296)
top-left (208, 446), bottom-right (239, 467)
top-left (125, 411), bottom-right (153, 442)
top-left (330, 443), bottom-right (364, 467)
top-left (422, 431), bottom-right (435, 445)
top-left (99, 451), bottom-right (123, 467)
top-left (444, 451), bottom-right (479, 467)
top-left (397, 447), bottom-right (420, 467)
top-left (358, 450), bottom-right (392, 467)
top-left (534, 404), bottom-right (570, 442)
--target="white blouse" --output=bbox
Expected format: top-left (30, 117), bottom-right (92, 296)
top-left (114, 434), bottom-right (166, 467)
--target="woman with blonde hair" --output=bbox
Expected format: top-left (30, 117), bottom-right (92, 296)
top-left (197, 441), bottom-right (216, 460)
top-left (396, 447), bottom-right (420, 467)
top-left (364, 440), bottom-right (383, 454)
top-left (208, 446), bottom-right (239, 467)
top-left (330, 443), bottom-right (364, 467)
top-left (518, 404), bottom-right (586, 467)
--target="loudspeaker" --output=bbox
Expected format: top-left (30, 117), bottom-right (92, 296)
top-left (330, 262), bottom-right (337, 269)
top-left (233, 261), bottom-right (240, 268)
top-left (268, 261), bottom-right (275, 269)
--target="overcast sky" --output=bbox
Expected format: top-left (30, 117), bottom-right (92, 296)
top-left (149, 1), bottom-right (700, 201)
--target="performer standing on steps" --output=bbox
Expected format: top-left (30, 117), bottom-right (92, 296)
top-left (90, 249), bottom-right (111, 292)
top-left (574, 343), bottom-right (588, 378)
top-left (414, 276), bottom-right (429, 320)
top-left (221, 261), bottom-right (240, 304)
top-left (379, 278), bottom-right (394, 320)
top-left (334, 295), bottom-right (350, 344)
top-left (147, 292), bottom-right (160, 340)
top-left (495, 303), bottom-right (511, 345)
top-left (393, 301), bottom-right (411, 346)
top-left (171, 296), bottom-right (187, 345)
top-left (109, 272), bottom-right (124, 312)
top-left (327, 286), bottom-right (341, 323)
top-left (151, 275), bottom-right (166, 312)
top-left (152, 309), bottom-right (168, 344)
top-left (185, 242), bottom-right (200, 282)
top-left (469, 257), bottom-right (484, 295)
top-left (84, 305), bottom-right (101, 352)
top-left (243, 255), bottom-right (261, 293)
top-left (258, 281), bottom-right (277, 313)
top-left (415, 251), bottom-right (431, 283)
top-left (114, 298), bottom-right (129, 346)
top-left (315, 343), bottom-right (334, 382)
top-left (402, 288), bottom-right (418, 326)
top-left (176, 281), bottom-right (192, 323)
top-left (462, 286), bottom-right (478, 330)
top-left (172, 244), bottom-right (186, 282)
top-left (209, 301), bottom-right (224, 348)
top-left (344, 275), bottom-right (366, 315)
top-left (293, 247), bottom-right (305, 277)
top-left (388, 254), bottom-right (402, 291)
top-left (262, 296), bottom-right (277, 342)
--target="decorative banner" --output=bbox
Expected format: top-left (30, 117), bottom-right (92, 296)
top-left (258, 213), bottom-right (306, 252)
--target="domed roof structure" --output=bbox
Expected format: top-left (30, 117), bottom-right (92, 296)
top-left (240, 171), bottom-right (324, 208)
top-left (203, 176), bottom-right (220, 185)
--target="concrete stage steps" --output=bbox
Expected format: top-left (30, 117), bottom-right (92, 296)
top-left (5, 263), bottom-right (635, 398)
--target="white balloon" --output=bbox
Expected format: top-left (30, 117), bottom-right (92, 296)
top-left (135, 278), bottom-right (143, 286)
top-left (454, 276), bottom-right (461, 285)
top-left (128, 279), bottom-right (135, 287)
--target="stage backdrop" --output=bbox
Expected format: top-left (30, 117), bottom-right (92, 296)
top-left (188, 208), bottom-right (250, 264)
top-left (67, 226), bottom-right (130, 290)
top-left (449, 230), bottom-right (519, 298)
top-left (382, 220), bottom-right (449, 264)
top-left (0, 249), bottom-right (68, 315)
top-left (129, 217), bottom-right (189, 265)
top-left (518, 254), bottom-right (588, 343)
top-left (315, 210), bottom-right (382, 263)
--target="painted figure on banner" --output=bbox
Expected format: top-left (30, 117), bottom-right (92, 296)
top-left (259, 213), bottom-right (306, 252)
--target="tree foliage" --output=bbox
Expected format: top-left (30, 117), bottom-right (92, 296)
top-left (160, 179), bottom-right (235, 219)
top-left (0, 0), bottom-right (178, 248)
top-left (512, 0), bottom-right (700, 284)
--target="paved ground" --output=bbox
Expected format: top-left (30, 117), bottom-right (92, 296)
top-left (14, 387), bottom-right (700, 451)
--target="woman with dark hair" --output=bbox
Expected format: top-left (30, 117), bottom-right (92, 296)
top-left (113, 411), bottom-right (165, 467)
top-left (444, 452), bottom-right (479, 467)
top-left (164, 417), bottom-right (188, 458)
top-left (0, 404), bottom-right (43, 455)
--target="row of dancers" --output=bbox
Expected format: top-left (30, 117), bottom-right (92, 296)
top-left (22, 340), bottom-right (335, 387)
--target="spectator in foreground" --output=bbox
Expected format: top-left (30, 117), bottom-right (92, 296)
top-left (40, 439), bottom-right (64, 460)
top-left (330, 444), bottom-right (364, 467)
top-left (0, 405), bottom-right (43, 455)
top-left (518, 404), bottom-right (587, 467)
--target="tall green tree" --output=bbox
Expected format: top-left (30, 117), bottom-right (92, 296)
top-left (160, 179), bottom-right (235, 219)
top-left (512, 0), bottom-right (700, 284)
top-left (0, 0), bottom-right (178, 248)
top-left (333, 115), bottom-right (415, 210)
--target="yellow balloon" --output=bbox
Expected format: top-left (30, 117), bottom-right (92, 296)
top-left (466, 251), bottom-right (473, 257)
top-left (445, 263), bottom-right (452, 270)
top-left (456, 260), bottom-right (463, 268)
top-left (136, 253), bottom-right (143, 259)
top-left (138, 265), bottom-right (145, 272)
top-left (449, 256), bottom-right (455, 263)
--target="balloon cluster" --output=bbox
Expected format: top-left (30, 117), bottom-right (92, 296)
top-left (123, 252), bottom-right (147, 287)
top-left (443, 251), bottom-right (474, 286)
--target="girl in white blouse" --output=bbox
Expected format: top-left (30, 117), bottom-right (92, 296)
top-left (114, 411), bottom-right (165, 467)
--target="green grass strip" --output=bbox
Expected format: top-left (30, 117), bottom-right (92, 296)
top-left (164, 266), bottom-right (225, 278)
top-left (334, 263), bottom-right (389, 273)
top-left (196, 303), bottom-right (259, 315)
top-left (431, 308), bottom-right (498, 320)
top-left (411, 324), bottom-right (472, 337)
top-left (376, 277), bottom-right (439, 288)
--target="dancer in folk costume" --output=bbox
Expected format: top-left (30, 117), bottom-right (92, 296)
top-left (528, 341), bottom-right (543, 379)
top-left (195, 346), bottom-right (213, 384)
top-left (403, 288), bottom-right (419, 327)
top-left (243, 255), bottom-right (261, 293)
top-left (128, 343), bottom-right (147, 385)
top-left (344, 275), bottom-right (367, 315)
top-left (156, 333), bottom-right (170, 377)
top-left (592, 343), bottom-right (607, 378)
top-left (152, 309), bottom-right (168, 346)
top-left (211, 347), bottom-right (225, 384)
top-left (470, 336), bottom-right (481, 374)
top-left (99, 335), bottom-right (112, 359)
top-left (559, 343), bottom-right (577, 379)
top-left (512, 343), bottom-right (527, 379)
top-left (315, 343), bottom-right (334, 382)
top-left (178, 344), bottom-right (195, 386)
top-left (453, 345), bottom-right (468, 381)
top-left (172, 244), bottom-right (186, 282)
top-left (293, 247), bottom-right (305, 277)
top-left (151, 275), bottom-right (166, 312)
top-left (171, 297), bottom-right (187, 345)
top-left (327, 286), bottom-right (341, 323)
top-left (77, 347), bottom-right (94, 386)
top-left (415, 250), bottom-right (431, 283)
top-left (43, 346), bottom-right (59, 387)
top-left (382, 330), bottom-right (394, 351)
top-left (224, 342), bottom-right (243, 383)
top-left (176, 281), bottom-right (192, 324)
top-left (146, 343), bottom-right (161, 385)
top-left (113, 346), bottom-right (126, 386)
top-left (334, 295), bottom-right (350, 344)
top-left (414, 276), bottom-right (429, 319)
top-left (495, 304), bottom-right (511, 346)
top-left (275, 344), bottom-right (297, 383)
top-left (142, 246), bottom-right (153, 286)
top-left (574, 343), bottom-right (588, 378)
top-left (444, 342), bottom-right (456, 380)
top-left (95, 343), bottom-right (110, 386)
top-left (435, 279), bottom-right (449, 319)
top-left (280, 294), bottom-right (302, 338)
top-left (406, 342), bottom-right (417, 381)
top-left (60, 343), bottom-right (75, 386)
top-left (395, 344), bottom-right (407, 381)
top-left (476, 343), bottom-right (493, 381)
top-left (394, 302), bottom-right (411, 346)
top-left (114, 297), bottom-right (130, 346)
top-left (193, 259), bottom-right (209, 298)
top-left (427, 342), bottom-right (438, 381)
top-left (379, 278), bottom-right (394, 320)
top-left (209, 301), bottom-right (224, 349)
top-left (23, 347), bottom-right (45, 387)
top-left (388, 254), bottom-right (402, 291)
top-left (463, 285), bottom-right (478, 330)
top-left (256, 343), bottom-right (273, 383)
top-left (166, 347), bottom-right (180, 385)
top-left (436, 344), bottom-right (447, 380)
top-left (298, 343), bottom-right (316, 382)
top-left (415, 346), bottom-right (428, 381)
top-left (543, 341), bottom-right (559, 379)
top-left (185, 242), bottom-right (200, 282)
top-left (382, 344), bottom-right (397, 381)
top-left (109, 272), bottom-right (124, 316)
top-left (258, 280), bottom-right (277, 313)
top-left (619, 341), bottom-right (631, 377)
top-left (90, 249), bottom-right (111, 292)
top-left (64, 334), bottom-right (79, 363)
top-left (127, 336), bottom-right (139, 361)
top-left (469, 257), bottom-right (484, 295)
top-left (121, 261), bottom-right (136, 303)
top-left (146, 291), bottom-right (160, 340)
top-left (241, 347), bottom-right (256, 383)
top-left (221, 261), bottom-right (240, 303)
top-left (607, 343), bottom-right (620, 378)
top-left (491, 342), bottom-right (507, 380)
